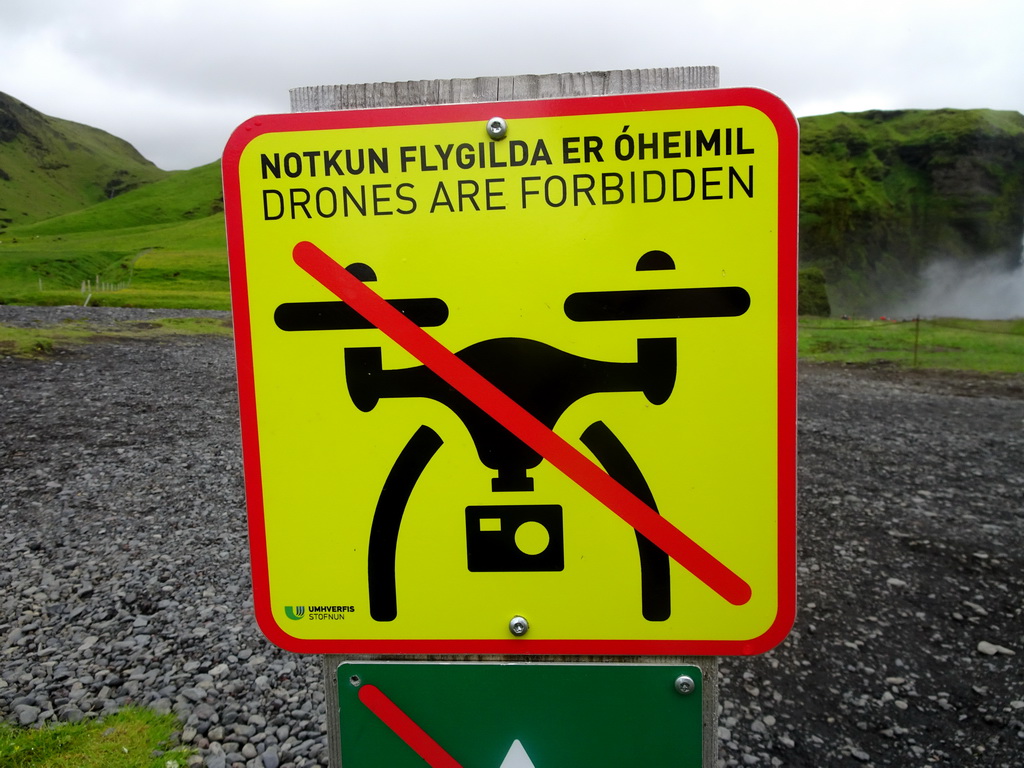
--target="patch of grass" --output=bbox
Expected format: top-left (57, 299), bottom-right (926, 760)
top-left (148, 316), bottom-right (233, 335)
top-left (799, 317), bottom-right (1024, 372)
top-left (0, 289), bottom-right (230, 311)
top-left (0, 162), bottom-right (229, 309)
top-left (0, 216), bottom-right (230, 309)
top-left (127, 245), bottom-right (229, 295)
top-left (0, 706), bottom-right (193, 767)
top-left (0, 315), bottom-right (232, 357)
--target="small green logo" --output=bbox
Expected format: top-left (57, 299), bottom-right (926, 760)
top-left (285, 605), bottom-right (305, 621)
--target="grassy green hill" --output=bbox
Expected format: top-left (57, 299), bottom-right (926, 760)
top-left (0, 91), bottom-right (231, 309)
top-left (13, 160), bottom-right (223, 237)
top-left (0, 92), bottom-right (168, 227)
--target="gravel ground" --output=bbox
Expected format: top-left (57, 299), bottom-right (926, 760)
top-left (1, 305), bottom-right (1022, 767)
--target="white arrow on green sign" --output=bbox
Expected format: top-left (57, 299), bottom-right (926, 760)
top-left (500, 740), bottom-right (537, 768)
top-left (337, 662), bottom-right (703, 767)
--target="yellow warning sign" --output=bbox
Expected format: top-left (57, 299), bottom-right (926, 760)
top-left (224, 88), bottom-right (798, 656)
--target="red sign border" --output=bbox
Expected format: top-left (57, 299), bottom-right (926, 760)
top-left (223, 87), bottom-right (798, 657)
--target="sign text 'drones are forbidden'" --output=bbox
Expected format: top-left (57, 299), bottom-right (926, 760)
top-left (223, 87), bottom-right (798, 655)
top-left (258, 125), bottom-right (758, 221)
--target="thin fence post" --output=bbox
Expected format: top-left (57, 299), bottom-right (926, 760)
top-left (913, 315), bottom-right (921, 367)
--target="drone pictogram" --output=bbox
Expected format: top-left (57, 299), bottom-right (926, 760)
top-left (277, 242), bottom-right (752, 622)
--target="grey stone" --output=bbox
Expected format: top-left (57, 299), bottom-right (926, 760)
top-left (60, 706), bottom-right (84, 723)
top-left (182, 687), bottom-right (205, 703)
top-left (16, 705), bottom-right (40, 725)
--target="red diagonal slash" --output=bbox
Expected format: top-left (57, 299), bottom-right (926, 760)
top-left (293, 241), bottom-right (752, 606)
top-left (358, 684), bottom-right (463, 768)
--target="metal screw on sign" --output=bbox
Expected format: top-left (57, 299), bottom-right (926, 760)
top-left (486, 117), bottom-right (508, 140)
top-left (674, 675), bottom-right (695, 695)
top-left (508, 616), bottom-right (529, 636)
top-left (349, 675), bottom-right (362, 687)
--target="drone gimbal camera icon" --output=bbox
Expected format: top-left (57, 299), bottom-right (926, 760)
top-left (276, 246), bottom-right (750, 624)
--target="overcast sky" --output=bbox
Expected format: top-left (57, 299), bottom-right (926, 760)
top-left (5, 0), bottom-right (1023, 171)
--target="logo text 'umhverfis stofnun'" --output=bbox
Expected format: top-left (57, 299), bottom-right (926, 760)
top-left (285, 605), bottom-right (356, 621)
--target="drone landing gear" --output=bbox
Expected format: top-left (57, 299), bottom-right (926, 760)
top-left (365, 421), bottom-right (670, 623)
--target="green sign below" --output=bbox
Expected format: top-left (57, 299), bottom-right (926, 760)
top-left (336, 661), bottom-right (703, 767)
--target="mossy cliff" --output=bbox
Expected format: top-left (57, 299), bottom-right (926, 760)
top-left (798, 109), bottom-right (1024, 314)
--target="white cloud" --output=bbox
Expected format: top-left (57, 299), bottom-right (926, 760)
top-left (3, 0), bottom-right (1023, 169)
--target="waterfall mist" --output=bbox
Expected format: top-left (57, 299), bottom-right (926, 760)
top-left (892, 250), bottom-right (1024, 319)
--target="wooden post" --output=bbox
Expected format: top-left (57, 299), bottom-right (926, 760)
top-left (292, 67), bottom-right (721, 768)
top-left (290, 67), bottom-right (718, 112)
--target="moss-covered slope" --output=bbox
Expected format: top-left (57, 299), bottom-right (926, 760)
top-left (0, 92), bottom-right (168, 229)
top-left (798, 109), bottom-right (1024, 314)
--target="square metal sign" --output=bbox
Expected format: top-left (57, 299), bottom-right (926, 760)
top-left (336, 661), bottom-right (704, 768)
top-left (223, 87), bottom-right (798, 656)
